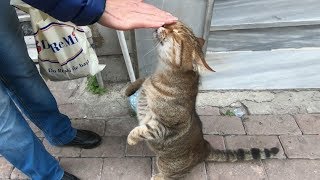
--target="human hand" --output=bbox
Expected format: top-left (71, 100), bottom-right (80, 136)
top-left (98, 0), bottom-right (178, 30)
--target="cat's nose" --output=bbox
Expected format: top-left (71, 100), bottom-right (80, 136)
top-left (156, 27), bottom-right (166, 41)
top-left (157, 27), bottom-right (165, 33)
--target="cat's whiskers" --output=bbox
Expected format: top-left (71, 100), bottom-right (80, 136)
top-left (140, 0), bottom-right (165, 74)
top-left (142, 38), bottom-right (155, 40)
top-left (142, 41), bottom-right (161, 59)
top-left (142, 41), bottom-right (161, 74)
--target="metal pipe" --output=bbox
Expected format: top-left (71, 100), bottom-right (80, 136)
top-left (95, 72), bottom-right (104, 88)
top-left (203, 0), bottom-right (215, 54)
top-left (116, 30), bottom-right (136, 82)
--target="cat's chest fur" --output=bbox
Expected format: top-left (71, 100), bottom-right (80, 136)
top-left (137, 74), bottom-right (195, 125)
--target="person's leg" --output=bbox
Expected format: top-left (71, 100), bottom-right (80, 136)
top-left (0, 1), bottom-right (76, 146)
top-left (0, 80), bottom-right (64, 180)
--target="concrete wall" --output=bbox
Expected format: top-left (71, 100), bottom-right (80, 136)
top-left (89, 24), bottom-right (136, 83)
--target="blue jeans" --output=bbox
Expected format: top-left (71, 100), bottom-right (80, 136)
top-left (0, 1), bottom-right (76, 179)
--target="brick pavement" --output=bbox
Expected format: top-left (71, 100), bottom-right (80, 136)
top-left (1, 80), bottom-right (320, 179)
top-left (1, 112), bottom-right (320, 180)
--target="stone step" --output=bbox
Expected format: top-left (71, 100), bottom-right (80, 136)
top-left (16, 9), bottom-right (30, 22)
top-left (24, 36), bottom-right (38, 62)
top-left (27, 46), bottom-right (37, 62)
top-left (15, 9), bottom-right (33, 36)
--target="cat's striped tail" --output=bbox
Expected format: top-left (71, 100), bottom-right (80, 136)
top-left (206, 147), bottom-right (279, 162)
top-left (125, 78), bottom-right (145, 97)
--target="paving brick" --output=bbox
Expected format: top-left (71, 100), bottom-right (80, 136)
top-left (43, 139), bottom-right (81, 158)
top-left (101, 157), bottom-right (151, 180)
top-left (243, 115), bottom-right (301, 135)
top-left (201, 116), bottom-right (245, 135)
top-left (152, 162), bottom-right (207, 180)
top-left (206, 161), bottom-right (267, 180)
top-left (203, 135), bottom-right (225, 150)
top-left (51, 90), bottom-right (74, 105)
top-left (86, 102), bottom-right (131, 119)
top-left (71, 119), bottom-right (105, 136)
top-left (126, 141), bottom-right (155, 157)
top-left (46, 78), bottom-right (82, 105)
top-left (152, 158), bottom-right (158, 175)
top-left (0, 157), bottom-right (13, 179)
top-left (104, 116), bottom-right (137, 136)
top-left (10, 168), bottom-right (29, 179)
top-left (185, 163), bottom-right (207, 180)
top-left (295, 114), bottom-right (320, 134)
top-left (60, 158), bottom-right (103, 180)
top-left (263, 159), bottom-right (320, 180)
top-left (81, 137), bottom-right (125, 157)
top-left (60, 101), bottom-right (130, 120)
top-left (196, 106), bottom-right (220, 116)
top-left (46, 78), bottom-right (82, 92)
top-left (27, 120), bottom-right (44, 138)
top-left (280, 135), bottom-right (320, 159)
top-left (58, 103), bottom-right (88, 119)
top-left (225, 135), bottom-right (286, 159)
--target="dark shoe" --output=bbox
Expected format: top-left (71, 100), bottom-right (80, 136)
top-left (65, 129), bottom-right (101, 149)
top-left (62, 171), bottom-right (79, 180)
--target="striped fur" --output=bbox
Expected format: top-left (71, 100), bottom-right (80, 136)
top-left (207, 147), bottom-right (279, 162)
top-left (126, 22), bottom-right (278, 180)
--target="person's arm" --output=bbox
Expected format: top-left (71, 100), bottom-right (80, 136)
top-left (98, 0), bottom-right (178, 30)
top-left (22, 0), bottom-right (178, 30)
top-left (22, 0), bottom-right (105, 26)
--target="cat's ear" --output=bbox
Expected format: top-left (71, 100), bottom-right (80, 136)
top-left (193, 51), bottom-right (215, 72)
top-left (196, 38), bottom-right (205, 48)
top-left (195, 38), bottom-right (214, 71)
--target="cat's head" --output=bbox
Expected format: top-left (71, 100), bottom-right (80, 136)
top-left (155, 21), bottom-right (214, 72)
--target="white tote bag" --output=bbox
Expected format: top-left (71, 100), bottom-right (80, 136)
top-left (11, 0), bottom-right (105, 81)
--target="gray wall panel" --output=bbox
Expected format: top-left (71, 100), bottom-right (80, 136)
top-left (208, 25), bottom-right (320, 52)
top-left (211, 0), bottom-right (320, 30)
top-left (202, 49), bottom-right (320, 90)
top-left (90, 24), bottom-right (133, 56)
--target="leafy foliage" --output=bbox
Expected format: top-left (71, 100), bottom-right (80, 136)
top-left (224, 109), bottom-right (235, 116)
top-left (86, 76), bottom-right (107, 95)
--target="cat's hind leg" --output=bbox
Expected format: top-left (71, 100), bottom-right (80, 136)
top-left (127, 119), bottom-right (166, 145)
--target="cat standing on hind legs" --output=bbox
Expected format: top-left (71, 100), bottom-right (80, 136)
top-left (126, 21), bottom-right (279, 180)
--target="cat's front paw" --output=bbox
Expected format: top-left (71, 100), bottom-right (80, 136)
top-left (127, 130), bottom-right (139, 145)
top-left (127, 136), bottom-right (138, 145)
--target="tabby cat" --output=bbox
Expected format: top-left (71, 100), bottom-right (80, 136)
top-left (125, 22), bottom-right (279, 180)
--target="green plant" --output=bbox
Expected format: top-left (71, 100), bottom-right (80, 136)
top-left (224, 109), bottom-right (235, 116)
top-left (86, 75), bottom-right (107, 95)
